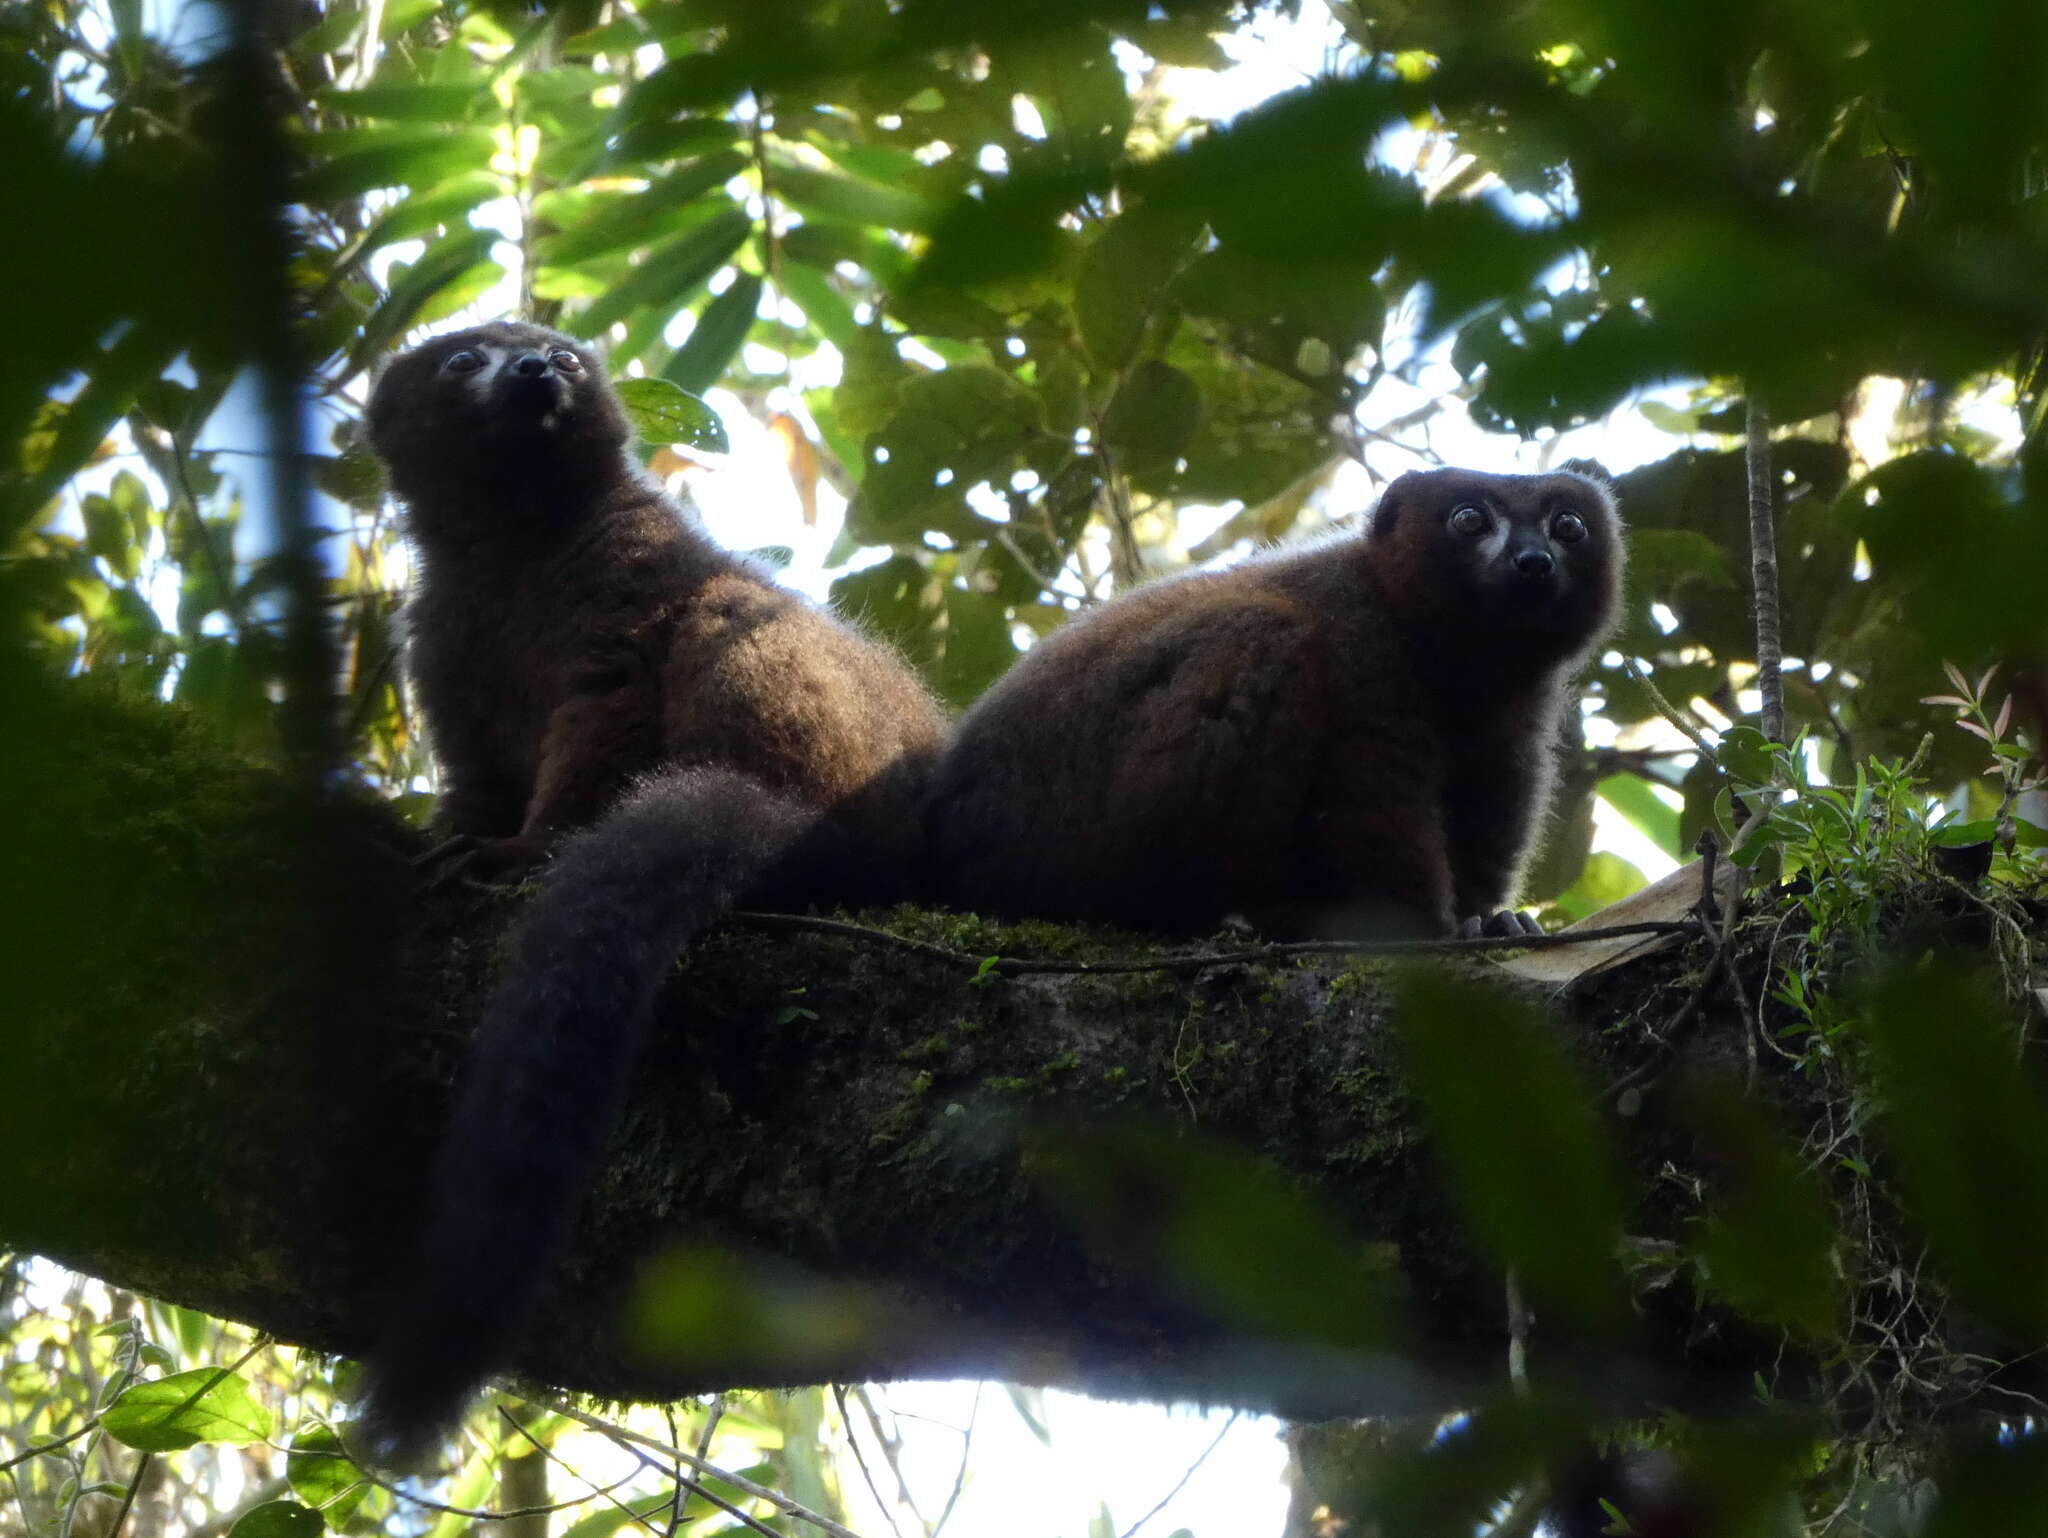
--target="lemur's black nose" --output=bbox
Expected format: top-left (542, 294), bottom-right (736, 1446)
top-left (1514, 549), bottom-right (1555, 578)
top-left (509, 352), bottom-right (550, 378)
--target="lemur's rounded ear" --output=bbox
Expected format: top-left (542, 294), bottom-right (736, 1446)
top-left (1369, 471), bottom-right (1431, 535)
top-left (1556, 457), bottom-right (1616, 489)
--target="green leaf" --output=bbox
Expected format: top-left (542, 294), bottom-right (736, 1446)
top-left (293, 0), bottom-right (435, 54)
top-left (1352, 1402), bottom-right (1555, 1536)
top-left (227, 1501), bottom-right (323, 1538)
top-left (1636, 399), bottom-right (1704, 435)
top-left (1394, 967), bottom-right (1629, 1337)
top-left (296, 127), bottom-right (496, 205)
top-left (102, 1368), bottom-right (273, 1452)
top-left (347, 173), bottom-right (501, 267)
top-left (997, 27), bottom-right (1131, 162)
top-left (934, 586), bottom-right (1018, 710)
top-left (855, 366), bottom-right (1043, 539)
top-left (541, 151), bottom-right (748, 266)
top-left (1726, 817), bottom-right (1787, 868)
top-left (82, 493), bottom-right (137, 579)
top-left (108, 0), bottom-right (142, 74)
top-left (1860, 952), bottom-right (2048, 1339)
top-left (1028, 1121), bottom-right (1398, 1350)
top-left (287, 1428), bottom-right (367, 1523)
top-left (1129, 16), bottom-right (1227, 69)
top-left (1004, 1384), bottom-right (1052, 1446)
top-left (154, 1302), bottom-right (214, 1360)
top-left (913, 160), bottom-right (1103, 293)
top-left (776, 261), bottom-right (860, 350)
top-left (1100, 359), bottom-right (1202, 471)
top-left (1620, 528), bottom-right (1735, 598)
top-left (1853, 453), bottom-right (2048, 663)
top-left (830, 555), bottom-right (938, 665)
top-left (1716, 725), bottom-right (1775, 785)
top-left (315, 446), bottom-right (385, 508)
top-left (578, 207), bottom-right (752, 337)
top-left (599, 116), bottom-right (739, 173)
top-left (1595, 774), bottom-right (1683, 859)
top-left (1674, 1077), bottom-right (1842, 1339)
top-left (319, 81), bottom-right (485, 121)
top-left (1158, 331), bottom-right (1331, 505)
top-left (1929, 818), bottom-right (1997, 848)
top-left (833, 327), bottom-right (913, 443)
top-left (664, 274), bottom-right (764, 394)
top-left (1074, 206), bottom-right (1202, 371)
top-left (1176, 248), bottom-right (1384, 379)
top-left (771, 162), bottom-right (928, 233)
top-left (560, 16), bottom-right (652, 57)
top-left (1545, 850), bottom-right (1649, 923)
top-left (352, 228), bottom-right (501, 372)
top-left (625, 1244), bottom-right (892, 1367)
top-left (614, 377), bottom-right (728, 454)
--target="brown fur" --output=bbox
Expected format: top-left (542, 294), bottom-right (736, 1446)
top-left (368, 319), bottom-right (943, 878)
top-left (360, 321), bottom-right (944, 1461)
top-left (925, 467), bottom-right (1624, 938)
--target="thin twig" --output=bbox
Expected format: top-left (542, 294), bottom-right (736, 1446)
top-left (532, 1395), bottom-right (871, 1538)
top-left (749, 90), bottom-right (781, 294)
top-left (929, 1384), bottom-right (981, 1538)
top-left (497, 1408), bottom-right (663, 1536)
top-left (833, 1387), bottom-right (908, 1538)
top-left (585, 1424), bottom-right (787, 1538)
top-left (686, 1397), bottom-right (726, 1526)
top-left (858, 1388), bottom-right (929, 1530)
top-left (662, 1408), bottom-right (686, 1538)
top-left (327, 1426), bottom-right (642, 1522)
top-left (729, 912), bottom-right (1700, 976)
top-left (1505, 1270), bottom-right (1531, 1398)
top-left (104, 1452), bottom-right (151, 1538)
top-left (994, 518), bottom-right (1077, 603)
top-left (1745, 394), bottom-right (1785, 745)
top-left (1694, 828), bottom-right (1723, 927)
top-left (0, 1422), bottom-right (99, 1472)
top-left (1622, 657), bottom-right (1720, 761)
top-left (1114, 1413), bottom-right (1239, 1538)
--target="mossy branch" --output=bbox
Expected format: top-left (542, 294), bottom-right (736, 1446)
top-left (5, 675), bottom-right (2043, 1430)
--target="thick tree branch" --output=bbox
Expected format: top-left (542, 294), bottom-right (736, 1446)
top-left (3, 678), bottom-right (2039, 1429)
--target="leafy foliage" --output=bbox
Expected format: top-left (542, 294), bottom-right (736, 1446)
top-left (8, 0), bottom-right (2048, 1528)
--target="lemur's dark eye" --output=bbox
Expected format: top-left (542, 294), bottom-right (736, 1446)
top-left (1448, 503), bottom-right (1490, 536)
top-left (550, 350), bottom-right (583, 373)
top-left (1551, 510), bottom-right (1588, 543)
top-left (444, 350), bottom-right (486, 373)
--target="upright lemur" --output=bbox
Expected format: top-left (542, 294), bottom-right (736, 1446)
top-left (925, 467), bottom-right (1624, 938)
top-left (360, 321), bottom-right (944, 1461)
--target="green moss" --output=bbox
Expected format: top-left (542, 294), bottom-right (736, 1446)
top-left (897, 1033), bottom-right (954, 1067)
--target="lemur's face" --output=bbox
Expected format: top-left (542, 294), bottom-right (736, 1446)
top-left (366, 322), bottom-right (631, 491)
top-left (428, 327), bottom-right (590, 425)
top-left (1369, 467), bottom-right (1625, 650)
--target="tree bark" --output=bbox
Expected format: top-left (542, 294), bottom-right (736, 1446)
top-left (3, 676), bottom-right (2036, 1428)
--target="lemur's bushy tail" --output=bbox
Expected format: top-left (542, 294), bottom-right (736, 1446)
top-left (359, 767), bottom-right (830, 1465)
